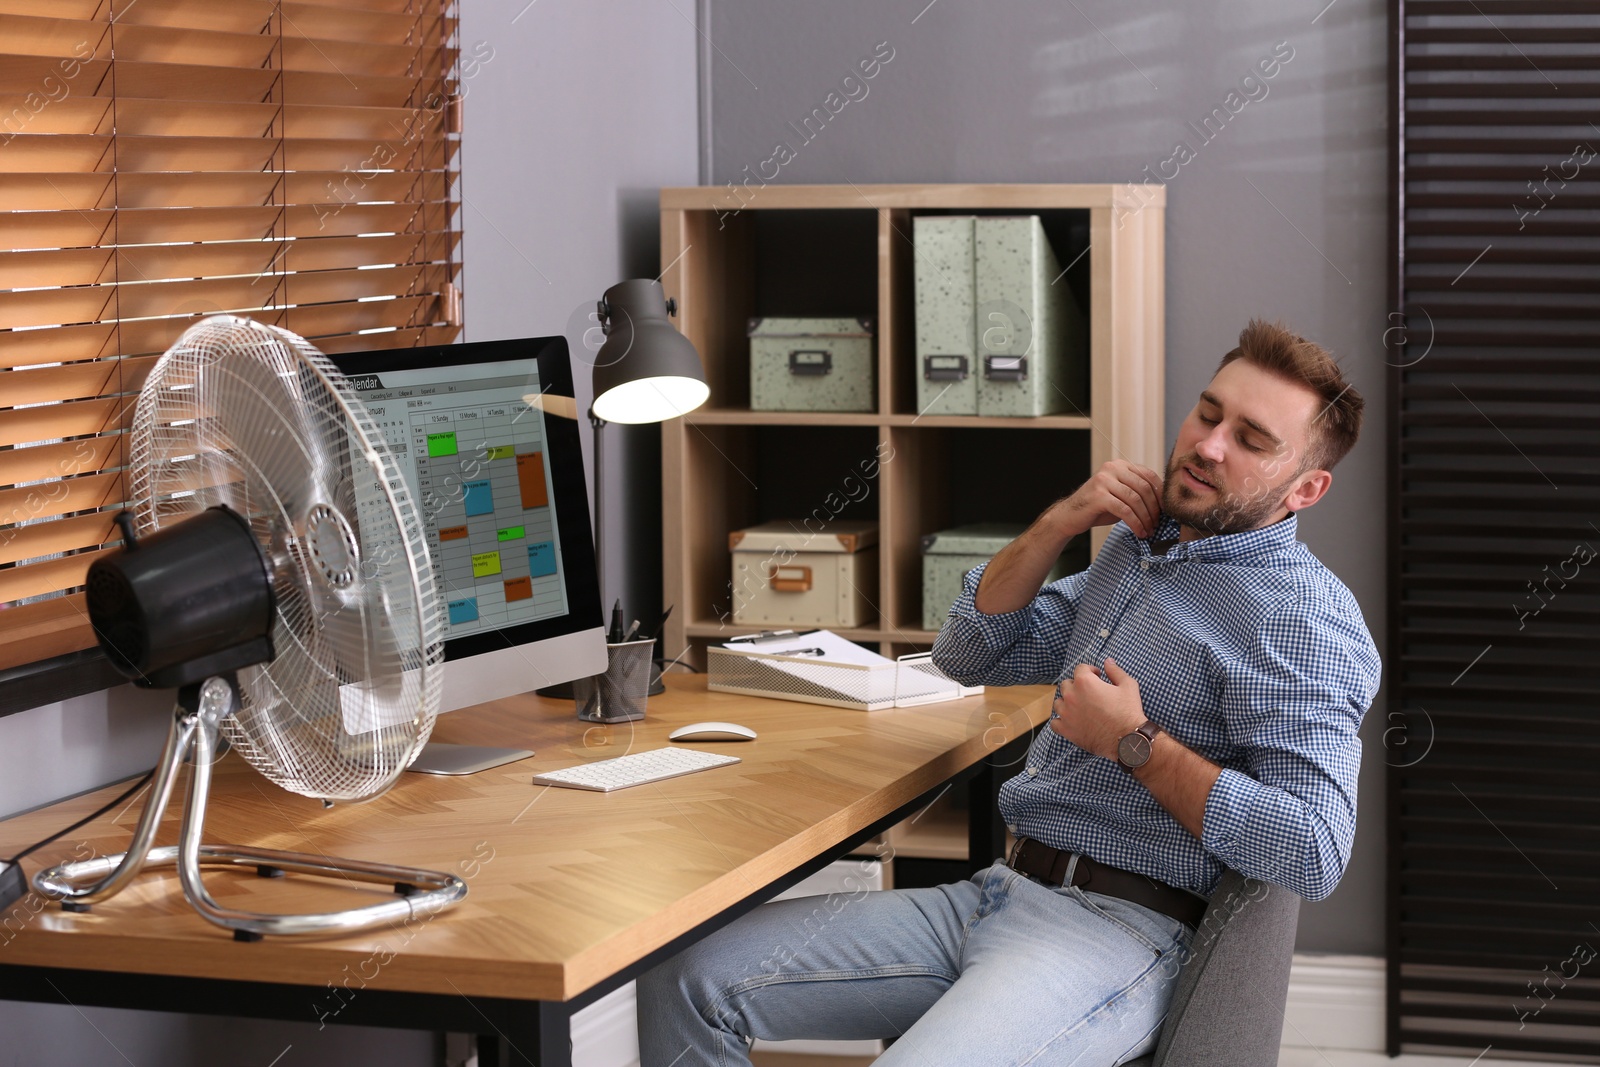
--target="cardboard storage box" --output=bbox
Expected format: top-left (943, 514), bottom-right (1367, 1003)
top-left (920, 522), bottom-right (1086, 632)
top-left (748, 317), bottom-right (876, 412)
top-left (730, 520), bottom-right (878, 628)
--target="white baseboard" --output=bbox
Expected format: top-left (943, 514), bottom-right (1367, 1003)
top-left (1282, 953), bottom-right (1386, 1053)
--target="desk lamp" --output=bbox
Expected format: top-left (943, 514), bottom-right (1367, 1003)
top-left (540, 279), bottom-right (708, 699)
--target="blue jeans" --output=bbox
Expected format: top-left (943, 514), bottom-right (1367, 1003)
top-left (637, 861), bottom-right (1195, 1067)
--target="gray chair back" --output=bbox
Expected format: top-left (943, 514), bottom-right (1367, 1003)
top-left (1121, 869), bottom-right (1302, 1067)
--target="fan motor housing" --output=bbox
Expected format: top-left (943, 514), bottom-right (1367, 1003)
top-left (88, 506), bottom-right (277, 690)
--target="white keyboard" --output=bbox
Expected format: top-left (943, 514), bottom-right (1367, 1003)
top-left (530, 746), bottom-right (742, 792)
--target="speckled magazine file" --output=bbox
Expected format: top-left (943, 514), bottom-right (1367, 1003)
top-left (913, 215), bottom-right (978, 416)
top-left (747, 317), bottom-right (876, 412)
top-left (974, 216), bottom-right (1088, 417)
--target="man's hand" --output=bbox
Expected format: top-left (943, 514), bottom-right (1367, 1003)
top-left (1048, 656), bottom-right (1149, 760)
top-left (1053, 460), bottom-right (1165, 541)
top-left (1050, 656), bottom-right (1223, 842)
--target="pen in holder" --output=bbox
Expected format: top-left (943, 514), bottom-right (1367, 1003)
top-left (575, 638), bottom-right (655, 723)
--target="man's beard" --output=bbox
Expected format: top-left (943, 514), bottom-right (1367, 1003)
top-left (1161, 446), bottom-right (1302, 537)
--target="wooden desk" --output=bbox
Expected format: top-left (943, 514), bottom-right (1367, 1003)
top-left (0, 675), bottom-right (1051, 1066)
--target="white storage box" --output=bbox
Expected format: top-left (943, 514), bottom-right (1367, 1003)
top-left (729, 520), bottom-right (878, 629)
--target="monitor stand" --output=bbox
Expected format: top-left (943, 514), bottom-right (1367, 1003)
top-left (406, 744), bottom-right (535, 775)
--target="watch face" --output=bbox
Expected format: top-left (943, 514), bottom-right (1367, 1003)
top-left (1118, 731), bottom-right (1152, 768)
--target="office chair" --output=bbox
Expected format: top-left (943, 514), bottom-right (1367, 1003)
top-left (1121, 868), bottom-right (1303, 1067)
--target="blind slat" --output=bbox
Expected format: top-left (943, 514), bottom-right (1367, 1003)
top-left (19, 355), bottom-right (156, 405)
top-left (0, 96), bottom-right (114, 137)
top-left (106, 23), bottom-right (451, 80)
top-left (0, 546), bottom-right (111, 605)
top-left (280, 4), bottom-right (442, 45)
top-left (0, 174), bottom-right (112, 211)
top-left (105, 0), bottom-right (438, 45)
top-left (0, 57), bottom-right (111, 95)
top-left (0, 470), bottom-right (122, 531)
top-left (0, 397), bottom-right (126, 449)
top-left (0, 227), bottom-right (459, 287)
top-left (0, 322), bottom-right (118, 368)
top-left (0, 15), bottom-right (107, 59)
top-left (0, 509), bottom-right (120, 570)
top-left (108, 61), bottom-right (447, 109)
top-left (0, 437), bottom-right (118, 488)
top-left (0, 594), bottom-right (96, 671)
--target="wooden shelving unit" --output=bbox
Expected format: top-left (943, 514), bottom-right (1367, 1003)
top-left (658, 184), bottom-right (1163, 865)
top-left (658, 184), bottom-right (1165, 694)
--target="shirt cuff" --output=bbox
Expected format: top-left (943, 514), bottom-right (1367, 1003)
top-left (1200, 767), bottom-right (1258, 869)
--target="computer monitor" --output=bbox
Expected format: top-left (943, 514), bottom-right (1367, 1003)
top-left (330, 335), bottom-right (607, 729)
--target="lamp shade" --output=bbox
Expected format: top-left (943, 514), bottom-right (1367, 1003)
top-left (590, 279), bottom-right (709, 424)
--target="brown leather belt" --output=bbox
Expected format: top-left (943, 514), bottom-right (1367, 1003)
top-left (1006, 837), bottom-right (1208, 930)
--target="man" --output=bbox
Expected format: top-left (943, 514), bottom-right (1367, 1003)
top-left (638, 320), bottom-right (1382, 1066)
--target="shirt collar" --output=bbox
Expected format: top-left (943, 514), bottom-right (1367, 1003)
top-left (1139, 511), bottom-right (1300, 563)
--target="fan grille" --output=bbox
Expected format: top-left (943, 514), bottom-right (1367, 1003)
top-left (131, 316), bottom-right (444, 801)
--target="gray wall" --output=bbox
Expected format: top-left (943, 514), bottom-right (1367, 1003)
top-left (701, 0), bottom-right (1390, 955)
top-left (0, 1), bottom-right (699, 1061)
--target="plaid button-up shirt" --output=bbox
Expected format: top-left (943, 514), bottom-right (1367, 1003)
top-left (931, 512), bottom-right (1382, 902)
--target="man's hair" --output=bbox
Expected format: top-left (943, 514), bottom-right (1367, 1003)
top-left (1217, 319), bottom-right (1363, 472)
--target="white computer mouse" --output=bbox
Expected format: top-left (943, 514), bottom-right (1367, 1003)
top-left (668, 721), bottom-right (757, 742)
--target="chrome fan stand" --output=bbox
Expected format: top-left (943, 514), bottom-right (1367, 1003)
top-left (32, 676), bottom-right (466, 942)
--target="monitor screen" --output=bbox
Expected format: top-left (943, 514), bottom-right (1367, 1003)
top-left (331, 336), bottom-right (606, 709)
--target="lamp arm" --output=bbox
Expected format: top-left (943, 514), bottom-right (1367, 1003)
top-left (588, 405), bottom-right (606, 605)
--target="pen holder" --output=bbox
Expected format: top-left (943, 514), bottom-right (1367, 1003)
top-left (574, 639), bottom-right (655, 723)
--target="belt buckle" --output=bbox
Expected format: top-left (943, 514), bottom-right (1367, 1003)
top-left (1007, 838), bottom-right (1054, 888)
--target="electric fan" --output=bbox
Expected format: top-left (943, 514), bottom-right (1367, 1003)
top-left (32, 315), bottom-right (466, 940)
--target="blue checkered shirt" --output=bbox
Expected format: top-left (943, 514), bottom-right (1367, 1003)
top-left (931, 512), bottom-right (1381, 903)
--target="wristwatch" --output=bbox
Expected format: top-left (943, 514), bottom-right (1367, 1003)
top-left (1116, 719), bottom-right (1165, 771)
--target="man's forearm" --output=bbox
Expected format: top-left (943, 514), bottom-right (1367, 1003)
top-left (975, 461), bottom-right (1164, 616)
top-left (1131, 732), bottom-right (1223, 841)
top-left (974, 503), bottom-right (1082, 615)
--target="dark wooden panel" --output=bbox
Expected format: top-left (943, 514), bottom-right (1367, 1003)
top-left (1389, 0), bottom-right (1600, 1057)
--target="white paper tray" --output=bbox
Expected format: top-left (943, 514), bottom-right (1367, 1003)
top-left (707, 646), bottom-right (982, 711)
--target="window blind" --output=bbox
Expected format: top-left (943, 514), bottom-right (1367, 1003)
top-left (0, 0), bottom-right (462, 673)
top-left (1389, 0), bottom-right (1600, 1059)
